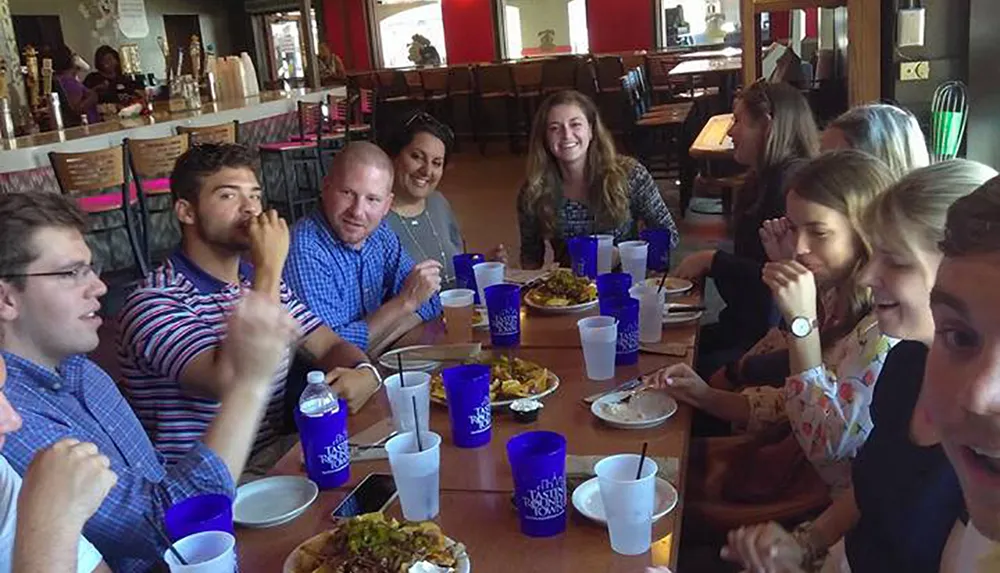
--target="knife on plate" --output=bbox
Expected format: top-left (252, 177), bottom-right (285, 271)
top-left (582, 377), bottom-right (643, 405)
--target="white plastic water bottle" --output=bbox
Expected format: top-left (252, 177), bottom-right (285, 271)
top-left (299, 370), bottom-right (339, 417)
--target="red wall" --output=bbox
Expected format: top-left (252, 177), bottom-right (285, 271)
top-left (586, 0), bottom-right (654, 54)
top-left (323, 0), bottom-right (372, 71)
top-left (441, 0), bottom-right (496, 64)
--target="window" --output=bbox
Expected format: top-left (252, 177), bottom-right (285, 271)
top-left (373, 0), bottom-right (447, 68)
top-left (655, 0), bottom-right (739, 48)
top-left (264, 10), bottom-right (319, 81)
top-left (498, 0), bottom-right (589, 59)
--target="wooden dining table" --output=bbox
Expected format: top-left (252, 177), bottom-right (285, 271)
top-left (689, 113), bottom-right (735, 160)
top-left (236, 285), bottom-right (701, 573)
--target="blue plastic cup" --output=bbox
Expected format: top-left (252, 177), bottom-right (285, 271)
top-left (603, 296), bottom-right (640, 366)
top-left (640, 228), bottom-right (672, 273)
top-left (295, 398), bottom-right (350, 489)
top-left (597, 272), bottom-right (633, 314)
top-left (453, 253), bottom-right (486, 304)
top-left (567, 236), bottom-right (599, 279)
top-left (484, 283), bottom-right (521, 347)
top-left (506, 431), bottom-right (568, 537)
top-left (164, 494), bottom-right (234, 542)
top-left (441, 364), bottom-right (493, 448)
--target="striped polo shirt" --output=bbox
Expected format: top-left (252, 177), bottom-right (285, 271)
top-left (117, 251), bottom-right (322, 462)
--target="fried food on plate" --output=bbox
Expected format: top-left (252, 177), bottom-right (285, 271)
top-left (429, 354), bottom-right (552, 403)
top-left (525, 269), bottom-right (597, 307)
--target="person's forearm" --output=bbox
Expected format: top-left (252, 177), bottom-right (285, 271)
top-left (808, 486), bottom-right (859, 551)
top-left (694, 388), bottom-right (751, 424)
top-left (14, 515), bottom-right (83, 572)
top-left (203, 385), bottom-right (271, 480)
top-left (788, 330), bottom-right (823, 376)
top-left (365, 296), bottom-right (414, 347)
top-left (316, 337), bottom-right (368, 370)
top-left (369, 313), bottom-right (424, 357)
top-left (252, 267), bottom-right (282, 301)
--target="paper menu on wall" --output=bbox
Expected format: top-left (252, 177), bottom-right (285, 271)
top-left (118, 0), bottom-right (150, 39)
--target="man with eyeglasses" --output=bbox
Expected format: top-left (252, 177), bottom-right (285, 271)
top-left (117, 143), bottom-right (381, 477)
top-left (0, 191), bottom-right (302, 572)
top-left (284, 141), bottom-right (443, 353)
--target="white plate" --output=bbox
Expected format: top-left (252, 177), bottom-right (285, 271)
top-left (234, 476), bottom-right (318, 529)
top-left (572, 476), bottom-right (678, 525)
top-left (591, 391), bottom-right (678, 429)
top-left (378, 345), bottom-right (440, 372)
top-left (644, 276), bottom-right (694, 296)
top-left (432, 371), bottom-right (561, 409)
top-left (282, 531), bottom-right (470, 573)
top-left (662, 302), bottom-right (703, 325)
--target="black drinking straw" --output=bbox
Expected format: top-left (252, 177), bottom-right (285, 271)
top-left (635, 442), bottom-right (649, 480)
top-left (143, 513), bottom-right (188, 566)
top-left (412, 395), bottom-right (424, 452)
top-left (397, 353), bottom-right (405, 387)
top-left (656, 271), bottom-right (669, 294)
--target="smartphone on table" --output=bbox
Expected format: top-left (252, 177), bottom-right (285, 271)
top-left (331, 473), bottom-right (399, 519)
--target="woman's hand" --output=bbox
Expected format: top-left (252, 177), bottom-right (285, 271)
top-left (673, 250), bottom-right (716, 282)
top-left (642, 363), bottom-right (710, 407)
top-left (760, 217), bottom-right (796, 262)
top-left (762, 260), bottom-right (818, 323)
top-left (488, 243), bottom-right (509, 265)
top-left (721, 522), bottom-right (805, 573)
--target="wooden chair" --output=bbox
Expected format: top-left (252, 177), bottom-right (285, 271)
top-left (177, 120), bottom-right (239, 146)
top-left (509, 62), bottom-right (544, 152)
top-left (50, 145), bottom-right (148, 276)
top-left (125, 133), bottom-right (189, 259)
top-left (473, 63), bottom-right (517, 154)
top-left (419, 67), bottom-right (453, 136)
top-left (447, 66), bottom-right (478, 150)
top-left (621, 69), bottom-right (695, 181)
top-left (594, 56), bottom-right (626, 94)
top-left (541, 56), bottom-right (580, 95)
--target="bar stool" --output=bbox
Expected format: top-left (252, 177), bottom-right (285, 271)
top-left (594, 56), bottom-right (625, 95)
top-left (473, 63), bottom-right (516, 155)
top-left (541, 56), bottom-right (580, 95)
top-left (509, 61), bottom-right (544, 152)
top-left (259, 101), bottom-right (329, 222)
top-left (335, 90), bottom-right (375, 144)
top-left (177, 120), bottom-right (239, 146)
top-left (125, 133), bottom-right (189, 260)
top-left (50, 145), bottom-right (148, 277)
top-left (446, 66), bottom-right (478, 151)
top-left (419, 67), bottom-right (454, 144)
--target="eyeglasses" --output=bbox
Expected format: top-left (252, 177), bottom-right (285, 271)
top-left (404, 111), bottom-right (456, 149)
top-left (0, 262), bottom-right (103, 285)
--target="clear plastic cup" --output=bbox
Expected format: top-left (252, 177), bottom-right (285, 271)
top-left (472, 261), bottom-right (505, 305)
top-left (440, 288), bottom-right (476, 343)
top-left (592, 234), bottom-right (615, 275)
top-left (163, 530), bottom-right (237, 572)
top-left (595, 454), bottom-right (659, 556)
top-left (629, 284), bottom-right (665, 344)
top-left (577, 316), bottom-right (618, 381)
top-left (385, 431), bottom-right (442, 521)
top-left (383, 372), bottom-right (431, 434)
top-left (619, 241), bottom-right (649, 285)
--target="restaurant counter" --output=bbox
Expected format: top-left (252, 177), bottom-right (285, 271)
top-left (0, 86), bottom-right (345, 194)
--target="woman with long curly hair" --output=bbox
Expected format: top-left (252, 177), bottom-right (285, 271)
top-left (517, 90), bottom-right (679, 269)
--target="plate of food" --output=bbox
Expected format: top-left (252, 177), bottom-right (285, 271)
top-left (591, 390), bottom-right (678, 429)
top-left (283, 513), bottom-right (470, 573)
top-left (644, 276), bottom-right (694, 296)
top-left (524, 269), bottom-right (598, 313)
top-left (429, 353), bottom-right (560, 408)
top-left (572, 476), bottom-right (678, 525)
top-left (378, 346), bottom-right (440, 373)
top-left (662, 302), bottom-right (704, 325)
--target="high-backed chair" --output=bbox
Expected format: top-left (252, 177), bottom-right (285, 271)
top-left (473, 63), bottom-right (516, 155)
top-left (177, 120), bottom-right (239, 146)
top-left (125, 133), bottom-right (189, 259)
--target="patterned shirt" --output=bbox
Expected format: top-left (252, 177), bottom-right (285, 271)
top-left (743, 313), bottom-right (899, 490)
top-left (284, 212), bottom-right (442, 351)
top-left (117, 251), bottom-right (322, 462)
top-left (517, 156), bottom-right (680, 268)
top-left (1, 352), bottom-right (234, 573)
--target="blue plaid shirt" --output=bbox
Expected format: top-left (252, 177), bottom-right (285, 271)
top-left (284, 212), bottom-right (442, 350)
top-left (1, 352), bottom-right (234, 573)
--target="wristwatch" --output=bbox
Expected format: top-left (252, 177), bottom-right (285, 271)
top-left (787, 316), bottom-right (818, 338)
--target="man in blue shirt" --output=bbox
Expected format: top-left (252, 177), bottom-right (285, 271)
top-left (285, 141), bottom-right (442, 352)
top-left (0, 192), bottom-right (302, 573)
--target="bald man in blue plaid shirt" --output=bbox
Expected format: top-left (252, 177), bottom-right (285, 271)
top-left (285, 142), bottom-right (442, 352)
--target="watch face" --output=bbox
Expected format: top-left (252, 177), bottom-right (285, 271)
top-left (790, 316), bottom-right (812, 337)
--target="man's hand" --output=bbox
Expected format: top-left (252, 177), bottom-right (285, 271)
top-left (326, 367), bottom-right (380, 413)
top-left (18, 439), bottom-right (118, 528)
top-left (248, 209), bottom-right (290, 284)
top-left (400, 260), bottom-right (443, 312)
top-left (673, 250), bottom-right (716, 282)
top-left (220, 291), bottom-right (301, 397)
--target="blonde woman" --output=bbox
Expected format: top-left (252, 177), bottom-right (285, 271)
top-left (723, 160), bottom-right (998, 573)
top-left (646, 151), bottom-right (897, 492)
top-left (517, 90), bottom-right (679, 269)
top-left (821, 103), bottom-right (929, 177)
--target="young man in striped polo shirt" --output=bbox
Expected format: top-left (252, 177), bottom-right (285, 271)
top-left (117, 144), bottom-right (380, 473)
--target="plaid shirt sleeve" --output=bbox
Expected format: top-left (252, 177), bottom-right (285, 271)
top-left (279, 280), bottom-right (323, 338)
top-left (284, 230), bottom-right (371, 349)
top-left (7, 407), bottom-right (234, 570)
top-left (387, 229), bottom-right (441, 322)
top-left (625, 157), bottom-right (680, 248)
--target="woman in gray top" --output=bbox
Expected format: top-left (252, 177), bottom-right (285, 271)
top-left (384, 112), bottom-right (504, 288)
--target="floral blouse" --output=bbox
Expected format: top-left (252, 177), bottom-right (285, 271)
top-left (742, 313), bottom-right (899, 490)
